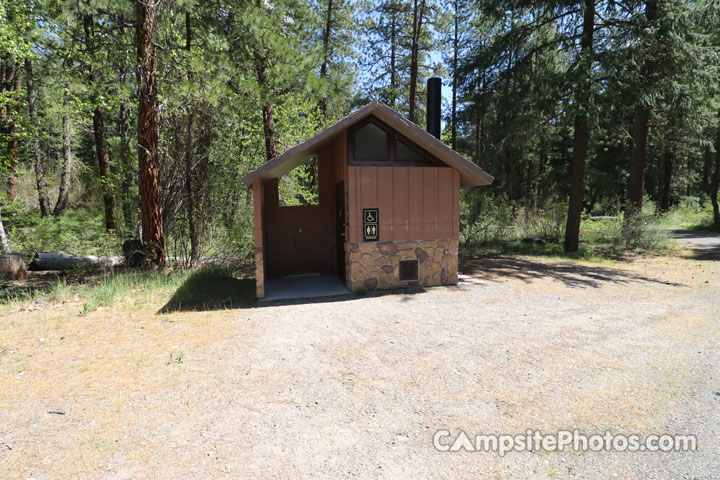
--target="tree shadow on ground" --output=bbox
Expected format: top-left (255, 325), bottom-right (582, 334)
top-left (0, 271), bottom-right (63, 303)
top-left (672, 230), bottom-right (720, 261)
top-left (462, 256), bottom-right (681, 289)
top-left (159, 269), bottom-right (256, 313)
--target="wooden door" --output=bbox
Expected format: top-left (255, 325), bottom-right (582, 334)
top-left (335, 181), bottom-right (346, 277)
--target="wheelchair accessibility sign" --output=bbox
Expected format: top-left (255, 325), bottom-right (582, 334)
top-left (363, 208), bottom-right (379, 242)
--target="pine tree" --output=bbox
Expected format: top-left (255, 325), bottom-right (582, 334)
top-left (136, 0), bottom-right (164, 265)
top-left (626, 1), bottom-right (659, 217)
top-left (83, 11), bottom-right (119, 232)
top-left (564, 0), bottom-right (595, 253)
top-left (315, 0), bottom-right (358, 122)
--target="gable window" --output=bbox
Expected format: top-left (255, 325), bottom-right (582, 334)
top-left (396, 139), bottom-right (429, 164)
top-left (349, 117), bottom-right (437, 166)
top-left (353, 122), bottom-right (389, 162)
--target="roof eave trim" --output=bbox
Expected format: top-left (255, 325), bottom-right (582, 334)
top-left (242, 99), bottom-right (494, 187)
top-left (242, 100), bottom-right (381, 186)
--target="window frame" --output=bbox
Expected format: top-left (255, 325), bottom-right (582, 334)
top-left (347, 116), bottom-right (442, 167)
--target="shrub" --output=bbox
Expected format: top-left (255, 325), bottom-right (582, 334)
top-left (514, 200), bottom-right (567, 240)
top-left (461, 194), bottom-right (567, 246)
top-left (3, 205), bottom-right (121, 258)
top-left (619, 206), bottom-right (670, 250)
top-left (659, 197), bottom-right (717, 231)
top-left (460, 193), bottom-right (514, 245)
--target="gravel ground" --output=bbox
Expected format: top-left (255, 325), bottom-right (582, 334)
top-left (1, 249), bottom-right (719, 479)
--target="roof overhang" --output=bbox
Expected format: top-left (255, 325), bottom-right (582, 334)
top-left (242, 100), bottom-right (494, 188)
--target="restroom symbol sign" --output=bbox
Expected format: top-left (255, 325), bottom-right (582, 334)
top-left (363, 208), bottom-right (379, 242)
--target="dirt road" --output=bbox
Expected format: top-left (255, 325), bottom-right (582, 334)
top-left (673, 230), bottom-right (720, 260)
top-left (1, 253), bottom-right (718, 479)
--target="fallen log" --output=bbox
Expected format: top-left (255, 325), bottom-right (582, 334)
top-left (521, 236), bottom-right (558, 245)
top-left (29, 252), bottom-right (123, 271)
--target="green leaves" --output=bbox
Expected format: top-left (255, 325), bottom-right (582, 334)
top-left (0, 2), bottom-right (33, 60)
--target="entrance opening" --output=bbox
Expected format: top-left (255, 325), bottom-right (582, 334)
top-left (262, 141), bottom-right (346, 300)
top-left (279, 156), bottom-right (319, 207)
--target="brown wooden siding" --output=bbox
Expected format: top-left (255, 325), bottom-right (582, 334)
top-left (391, 167), bottom-right (409, 239)
top-left (348, 165), bottom-right (460, 243)
top-left (252, 180), bottom-right (264, 248)
top-left (334, 130), bottom-right (346, 184)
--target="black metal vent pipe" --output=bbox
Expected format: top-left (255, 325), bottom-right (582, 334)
top-left (426, 77), bottom-right (442, 139)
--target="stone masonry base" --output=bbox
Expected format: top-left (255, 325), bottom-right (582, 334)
top-left (255, 247), bottom-right (265, 298)
top-left (346, 239), bottom-right (459, 292)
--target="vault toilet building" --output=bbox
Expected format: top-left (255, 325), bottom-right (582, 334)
top-left (243, 78), bottom-right (493, 299)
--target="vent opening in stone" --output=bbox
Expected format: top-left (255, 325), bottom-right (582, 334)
top-left (399, 260), bottom-right (418, 281)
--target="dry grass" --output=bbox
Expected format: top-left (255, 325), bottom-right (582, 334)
top-left (0, 267), bottom-right (257, 478)
top-left (0, 295), bottom-right (255, 476)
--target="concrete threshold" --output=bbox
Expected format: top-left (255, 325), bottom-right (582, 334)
top-left (261, 274), bottom-right (351, 302)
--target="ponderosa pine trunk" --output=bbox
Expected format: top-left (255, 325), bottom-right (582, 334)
top-left (474, 68), bottom-right (486, 167)
top-left (84, 14), bottom-right (119, 232)
top-left (93, 106), bottom-right (119, 232)
top-left (474, 117), bottom-right (481, 166)
top-left (711, 114), bottom-right (720, 228)
top-left (318, 0), bottom-right (333, 121)
top-left (9, 71), bottom-right (20, 199)
top-left (118, 100), bottom-right (135, 232)
top-left (261, 103), bottom-right (277, 161)
top-left (184, 11), bottom-right (200, 264)
top-left (25, 59), bottom-right (51, 216)
top-left (658, 148), bottom-right (673, 213)
top-left (504, 142), bottom-right (516, 204)
top-left (537, 146), bottom-right (547, 207)
top-left (564, 0), bottom-right (595, 252)
top-left (185, 112), bottom-right (198, 263)
top-left (1, 59), bottom-right (21, 199)
top-left (451, 0), bottom-right (458, 150)
top-left (136, 0), bottom-right (165, 266)
top-left (118, 12), bottom-right (136, 234)
top-left (254, 50), bottom-right (277, 162)
top-left (195, 110), bottom-right (212, 244)
top-left (701, 150), bottom-right (712, 208)
top-left (408, 0), bottom-right (425, 124)
top-left (54, 87), bottom-right (72, 216)
top-left (0, 58), bottom-right (7, 193)
top-left (627, 107), bottom-right (650, 212)
top-left (527, 156), bottom-right (538, 210)
top-left (626, 0), bottom-right (658, 215)
top-left (389, 10), bottom-right (397, 108)
top-left (501, 50), bottom-right (518, 205)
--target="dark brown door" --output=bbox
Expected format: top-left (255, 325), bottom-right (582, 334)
top-left (335, 181), bottom-right (346, 277)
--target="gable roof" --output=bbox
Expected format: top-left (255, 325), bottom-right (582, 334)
top-left (242, 100), bottom-right (494, 187)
